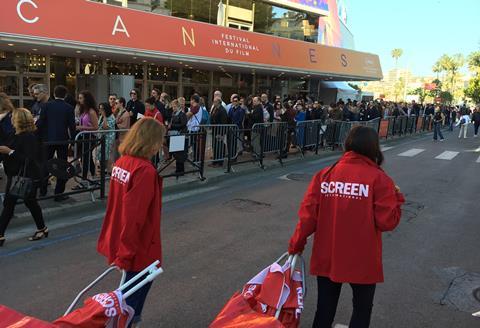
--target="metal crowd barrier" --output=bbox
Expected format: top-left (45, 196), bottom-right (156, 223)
top-left (158, 130), bottom-right (207, 180)
top-left (295, 120), bottom-right (326, 155)
top-left (199, 124), bottom-right (239, 166)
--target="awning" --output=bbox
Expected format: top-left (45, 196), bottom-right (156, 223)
top-left (0, 0), bottom-right (382, 81)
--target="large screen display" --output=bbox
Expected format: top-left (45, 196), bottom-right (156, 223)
top-left (263, 0), bottom-right (329, 15)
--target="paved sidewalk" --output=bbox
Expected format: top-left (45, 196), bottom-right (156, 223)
top-left (1, 130), bottom-right (433, 229)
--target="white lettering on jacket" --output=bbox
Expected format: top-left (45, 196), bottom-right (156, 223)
top-left (320, 181), bottom-right (369, 199)
top-left (111, 166), bottom-right (131, 185)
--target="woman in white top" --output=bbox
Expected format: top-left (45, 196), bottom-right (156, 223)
top-left (456, 111), bottom-right (471, 139)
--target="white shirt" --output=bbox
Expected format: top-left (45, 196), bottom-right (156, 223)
top-left (187, 107), bottom-right (203, 132)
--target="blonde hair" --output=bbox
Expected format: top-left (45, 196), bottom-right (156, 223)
top-left (13, 108), bottom-right (36, 134)
top-left (119, 118), bottom-right (165, 158)
top-left (0, 93), bottom-right (15, 114)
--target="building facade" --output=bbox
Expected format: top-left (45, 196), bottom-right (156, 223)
top-left (0, 0), bottom-right (381, 107)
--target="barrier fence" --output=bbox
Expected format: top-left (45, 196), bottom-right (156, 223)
top-left (11, 115), bottom-right (443, 203)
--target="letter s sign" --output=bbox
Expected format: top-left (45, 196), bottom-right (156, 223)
top-left (17, 0), bottom-right (39, 24)
top-left (341, 54), bottom-right (348, 67)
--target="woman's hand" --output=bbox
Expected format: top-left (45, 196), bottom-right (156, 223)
top-left (0, 146), bottom-right (12, 154)
top-left (395, 185), bottom-right (401, 193)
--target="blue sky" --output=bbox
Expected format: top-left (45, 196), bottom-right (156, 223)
top-left (347, 0), bottom-right (480, 77)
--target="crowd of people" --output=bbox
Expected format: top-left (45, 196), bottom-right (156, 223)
top-left (0, 82), bottom-right (479, 247)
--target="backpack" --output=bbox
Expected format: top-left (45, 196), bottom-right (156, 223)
top-left (200, 107), bottom-right (210, 125)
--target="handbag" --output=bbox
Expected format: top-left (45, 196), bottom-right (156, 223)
top-left (9, 160), bottom-right (33, 199)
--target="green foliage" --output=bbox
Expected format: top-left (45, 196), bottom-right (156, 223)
top-left (408, 87), bottom-right (427, 103)
top-left (465, 77), bottom-right (480, 103)
top-left (439, 91), bottom-right (453, 104)
top-left (468, 51), bottom-right (480, 75)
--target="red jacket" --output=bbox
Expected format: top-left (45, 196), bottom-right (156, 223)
top-left (288, 152), bottom-right (404, 284)
top-left (97, 155), bottom-right (163, 272)
top-left (145, 108), bottom-right (164, 124)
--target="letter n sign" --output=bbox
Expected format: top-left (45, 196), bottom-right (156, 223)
top-left (182, 27), bottom-right (195, 47)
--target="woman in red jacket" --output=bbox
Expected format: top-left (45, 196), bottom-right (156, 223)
top-left (288, 126), bottom-right (404, 328)
top-left (97, 117), bottom-right (165, 327)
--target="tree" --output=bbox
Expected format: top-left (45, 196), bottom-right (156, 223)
top-left (409, 87), bottom-right (427, 104)
top-left (435, 54), bottom-right (465, 99)
top-left (468, 51), bottom-right (480, 76)
top-left (432, 61), bottom-right (443, 80)
top-left (465, 77), bottom-right (480, 103)
top-left (439, 91), bottom-right (453, 104)
top-left (391, 48), bottom-right (403, 70)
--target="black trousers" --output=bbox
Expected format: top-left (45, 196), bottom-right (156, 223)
top-left (77, 135), bottom-right (96, 179)
top-left (474, 122), bottom-right (480, 135)
top-left (43, 145), bottom-right (68, 194)
top-left (0, 177), bottom-right (45, 236)
top-left (313, 276), bottom-right (376, 328)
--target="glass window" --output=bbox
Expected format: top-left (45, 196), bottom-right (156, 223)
top-left (254, 3), bottom-right (319, 43)
top-left (182, 68), bottom-right (209, 84)
top-left (23, 76), bottom-right (46, 97)
top-left (107, 61), bottom-right (144, 79)
top-left (0, 52), bottom-right (21, 72)
top-left (0, 75), bottom-right (19, 96)
top-left (25, 54), bottom-right (47, 73)
top-left (80, 59), bottom-right (103, 75)
top-left (148, 65), bottom-right (178, 82)
top-left (50, 56), bottom-right (76, 95)
top-left (239, 72), bottom-right (253, 96)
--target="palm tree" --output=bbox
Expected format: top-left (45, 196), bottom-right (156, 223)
top-left (432, 61), bottom-right (442, 80)
top-left (391, 48), bottom-right (403, 70)
top-left (391, 48), bottom-right (403, 101)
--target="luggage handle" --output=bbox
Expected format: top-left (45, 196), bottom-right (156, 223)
top-left (64, 261), bottom-right (163, 316)
top-left (274, 252), bottom-right (306, 319)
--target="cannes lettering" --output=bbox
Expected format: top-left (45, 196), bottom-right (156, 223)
top-left (320, 182), bottom-right (369, 199)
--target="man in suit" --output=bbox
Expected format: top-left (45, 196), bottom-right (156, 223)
top-left (36, 85), bottom-right (76, 201)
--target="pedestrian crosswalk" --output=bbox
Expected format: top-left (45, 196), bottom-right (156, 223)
top-left (435, 151), bottom-right (459, 160)
top-left (398, 148), bottom-right (426, 157)
top-left (393, 148), bottom-right (480, 163)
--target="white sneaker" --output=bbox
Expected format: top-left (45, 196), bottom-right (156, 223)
top-left (440, 139), bottom-right (445, 142)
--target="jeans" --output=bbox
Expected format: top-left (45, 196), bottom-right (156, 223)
top-left (458, 124), bottom-right (468, 138)
top-left (312, 276), bottom-right (376, 328)
top-left (124, 271), bottom-right (153, 326)
top-left (0, 177), bottom-right (45, 236)
top-left (433, 123), bottom-right (444, 140)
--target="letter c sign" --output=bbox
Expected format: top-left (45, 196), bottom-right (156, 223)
top-left (17, 0), bottom-right (39, 24)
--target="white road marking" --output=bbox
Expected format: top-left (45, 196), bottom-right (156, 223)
top-left (334, 325), bottom-right (348, 328)
top-left (435, 151), bottom-right (459, 160)
top-left (398, 148), bottom-right (426, 157)
top-left (381, 146), bottom-right (394, 151)
top-left (476, 156), bottom-right (480, 163)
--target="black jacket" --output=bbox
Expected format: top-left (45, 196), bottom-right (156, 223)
top-left (3, 132), bottom-right (43, 180)
top-left (36, 99), bottom-right (76, 142)
top-left (211, 106), bottom-right (229, 125)
top-left (472, 112), bottom-right (480, 123)
top-left (251, 104), bottom-right (264, 125)
top-left (126, 99), bottom-right (145, 125)
top-left (170, 111), bottom-right (187, 133)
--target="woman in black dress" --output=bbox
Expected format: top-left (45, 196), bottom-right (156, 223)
top-left (0, 108), bottom-right (47, 247)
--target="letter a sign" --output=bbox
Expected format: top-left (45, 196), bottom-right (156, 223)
top-left (112, 15), bottom-right (130, 38)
